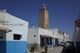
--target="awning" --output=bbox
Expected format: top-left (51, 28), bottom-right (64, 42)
top-left (0, 24), bottom-right (11, 32)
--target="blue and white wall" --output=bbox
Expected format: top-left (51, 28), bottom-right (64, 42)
top-left (0, 10), bottom-right (28, 53)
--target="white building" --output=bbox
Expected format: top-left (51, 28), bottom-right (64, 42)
top-left (48, 29), bottom-right (69, 45)
top-left (27, 27), bottom-right (69, 48)
top-left (58, 32), bottom-right (69, 44)
top-left (0, 10), bottom-right (28, 53)
top-left (28, 27), bottom-right (53, 48)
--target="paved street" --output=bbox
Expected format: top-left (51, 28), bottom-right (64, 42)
top-left (28, 46), bottom-right (63, 53)
top-left (47, 46), bottom-right (63, 53)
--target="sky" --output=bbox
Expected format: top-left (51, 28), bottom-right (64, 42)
top-left (0, 0), bottom-right (80, 39)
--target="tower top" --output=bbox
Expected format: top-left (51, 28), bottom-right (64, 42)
top-left (41, 3), bottom-right (47, 9)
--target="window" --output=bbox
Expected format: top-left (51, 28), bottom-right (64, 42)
top-left (14, 34), bottom-right (22, 40)
top-left (34, 35), bottom-right (36, 37)
top-left (0, 36), bottom-right (3, 39)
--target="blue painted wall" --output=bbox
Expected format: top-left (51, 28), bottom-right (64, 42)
top-left (6, 41), bottom-right (27, 53)
top-left (0, 41), bottom-right (27, 53)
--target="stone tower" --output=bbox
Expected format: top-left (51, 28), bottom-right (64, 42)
top-left (38, 4), bottom-right (48, 29)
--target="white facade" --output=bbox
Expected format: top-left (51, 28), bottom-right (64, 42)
top-left (28, 28), bottom-right (53, 44)
top-left (28, 28), bottom-right (39, 44)
top-left (50, 29), bottom-right (69, 44)
top-left (28, 27), bottom-right (69, 47)
top-left (0, 11), bottom-right (28, 41)
top-left (49, 29), bottom-right (59, 38)
top-left (58, 32), bottom-right (69, 43)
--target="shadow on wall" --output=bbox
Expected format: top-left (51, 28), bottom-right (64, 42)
top-left (0, 41), bottom-right (6, 53)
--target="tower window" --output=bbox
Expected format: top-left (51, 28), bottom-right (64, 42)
top-left (13, 34), bottom-right (22, 40)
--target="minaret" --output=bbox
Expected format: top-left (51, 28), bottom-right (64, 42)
top-left (38, 4), bottom-right (48, 29)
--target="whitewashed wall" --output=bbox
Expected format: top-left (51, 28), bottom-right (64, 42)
top-left (50, 29), bottom-right (60, 38)
top-left (38, 28), bottom-right (53, 37)
top-left (28, 28), bottom-right (53, 44)
top-left (28, 28), bottom-right (69, 45)
top-left (0, 12), bottom-right (28, 41)
top-left (28, 28), bottom-right (39, 44)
